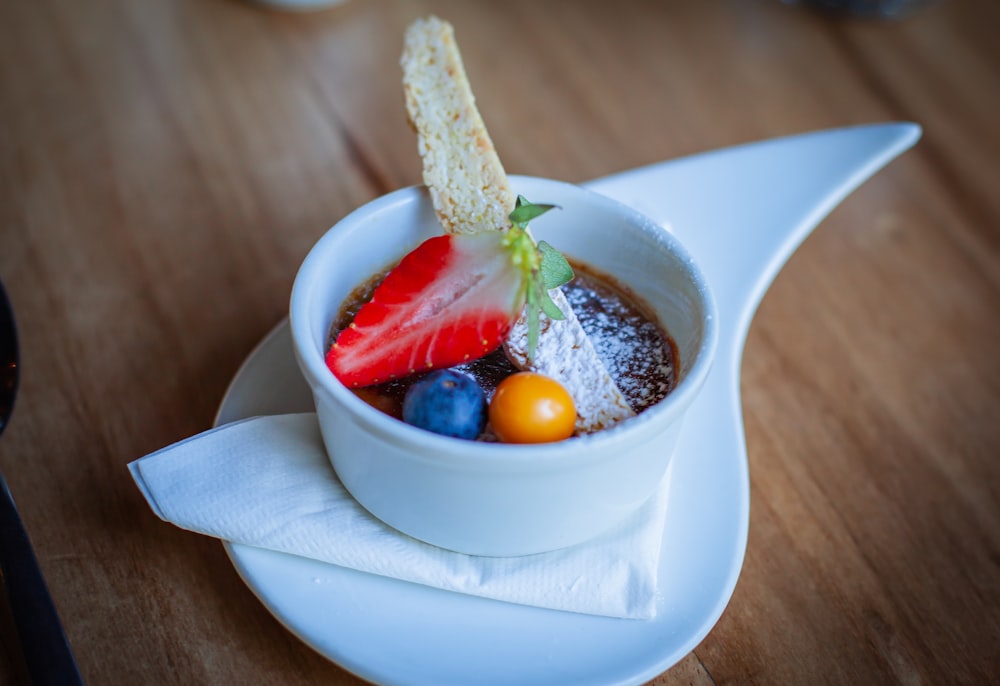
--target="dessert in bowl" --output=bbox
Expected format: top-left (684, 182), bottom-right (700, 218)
top-left (289, 175), bottom-right (718, 556)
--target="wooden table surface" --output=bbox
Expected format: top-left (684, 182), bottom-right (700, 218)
top-left (2, 0), bottom-right (998, 683)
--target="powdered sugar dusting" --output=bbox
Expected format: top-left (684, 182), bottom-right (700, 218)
top-left (564, 272), bottom-right (675, 413)
top-left (505, 286), bottom-right (635, 434)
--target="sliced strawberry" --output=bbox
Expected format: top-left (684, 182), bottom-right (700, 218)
top-left (326, 230), bottom-right (530, 388)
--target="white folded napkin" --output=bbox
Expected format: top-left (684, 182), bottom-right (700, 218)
top-left (128, 413), bottom-right (670, 619)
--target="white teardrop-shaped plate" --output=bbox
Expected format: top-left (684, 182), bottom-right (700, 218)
top-left (215, 123), bottom-right (921, 686)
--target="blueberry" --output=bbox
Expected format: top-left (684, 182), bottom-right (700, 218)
top-left (402, 370), bottom-right (487, 440)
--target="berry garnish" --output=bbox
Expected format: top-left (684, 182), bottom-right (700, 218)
top-left (402, 370), bottom-right (487, 440)
top-left (488, 372), bottom-right (577, 443)
top-left (326, 197), bottom-right (573, 388)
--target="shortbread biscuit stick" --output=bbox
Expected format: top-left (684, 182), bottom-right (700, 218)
top-left (401, 17), bottom-right (514, 235)
top-left (401, 16), bottom-right (634, 433)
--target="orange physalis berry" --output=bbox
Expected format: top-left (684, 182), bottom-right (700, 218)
top-left (488, 372), bottom-right (576, 444)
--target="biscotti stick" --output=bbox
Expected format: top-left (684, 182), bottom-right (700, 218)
top-left (401, 16), bottom-right (635, 432)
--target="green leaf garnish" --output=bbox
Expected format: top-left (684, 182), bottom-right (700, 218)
top-left (510, 195), bottom-right (558, 228)
top-left (506, 197), bottom-right (573, 362)
top-left (538, 240), bottom-right (574, 290)
top-left (538, 288), bottom-right (566, 320)
top-left (525, 287), bottom-right (541, 357)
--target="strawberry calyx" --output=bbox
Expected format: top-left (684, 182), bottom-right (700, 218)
top-left (509, 195), bottom-right (575, 357)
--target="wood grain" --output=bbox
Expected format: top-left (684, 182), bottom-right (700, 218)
top-left (1, 0), bottom-right (997, 683)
